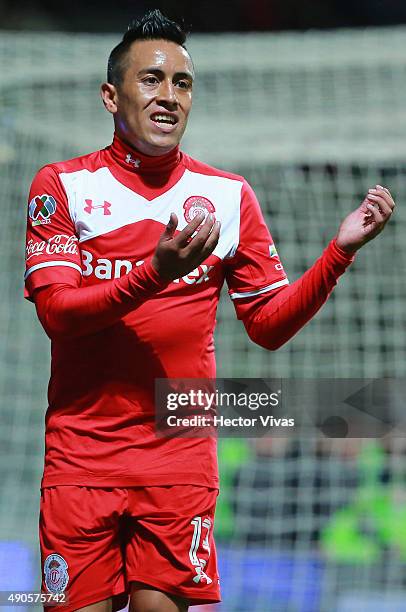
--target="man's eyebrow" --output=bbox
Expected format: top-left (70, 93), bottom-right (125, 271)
top-left (137, 67), bottom-right (194, 80)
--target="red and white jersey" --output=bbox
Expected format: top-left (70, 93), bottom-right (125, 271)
top-left (24, 135), bottom-right (288, 489)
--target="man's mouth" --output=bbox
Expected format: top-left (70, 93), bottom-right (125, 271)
top-left (150, 112), bottom-right (178, 133)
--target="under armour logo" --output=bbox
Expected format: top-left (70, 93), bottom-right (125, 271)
top-left (84, 199), bottom-right (112, 215)
top-left (125, 154), bottom-right (141, 168)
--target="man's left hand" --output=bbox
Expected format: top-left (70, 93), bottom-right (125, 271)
top-left (336, 185), bottom-right (396, 253)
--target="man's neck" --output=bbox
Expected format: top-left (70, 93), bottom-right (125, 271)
top-left (109, 133), bottom-right (181, 176)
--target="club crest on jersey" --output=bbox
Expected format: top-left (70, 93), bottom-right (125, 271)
top-left (183, 196), bottom-right (215, 225)
top-left (44, 553), bottom-right (69, 594)
top-left (29, 194), bottom-right (57, 226)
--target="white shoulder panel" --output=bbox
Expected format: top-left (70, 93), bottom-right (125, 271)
top-left (59, 167), bottom-right (242, 260)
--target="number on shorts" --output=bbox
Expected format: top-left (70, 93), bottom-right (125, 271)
top-left (189, 516), bottom-right (212, 568)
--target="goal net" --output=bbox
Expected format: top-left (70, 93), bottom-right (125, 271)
top-left (1, 27), bottom-right (406, 611)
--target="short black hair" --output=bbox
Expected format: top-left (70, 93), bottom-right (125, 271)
top-left (107, 9), bottom-right (189, 86)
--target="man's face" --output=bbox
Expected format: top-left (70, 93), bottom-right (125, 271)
top-left (105, 39), bottom-right (194, 156)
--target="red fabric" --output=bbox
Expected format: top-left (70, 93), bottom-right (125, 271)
top-left (34, 258), bottom-right (168, 340)
top-left (106, 134), bottom-right (186, 200)
top-left (24, 133), bottom-right (354, 492)
top-left (35, 238), bottom-right (353, 350)
top-left (234, 238), bottom-right (354, 349)
top-left (40, 485), bottom-right (220, 611)
top-left (225, 179), bottom-right (288, 296)
top-left (24, 165), bottom-right (81, 301)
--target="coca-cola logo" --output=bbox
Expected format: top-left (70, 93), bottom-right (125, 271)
top-left (25, 234), bottom-right (79, 261)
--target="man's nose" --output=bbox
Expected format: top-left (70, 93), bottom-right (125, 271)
top-left (157, 79), bottom-right (177, 106)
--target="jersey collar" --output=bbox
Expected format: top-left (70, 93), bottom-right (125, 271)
top-left (108, 133), bottom-right (182, 176)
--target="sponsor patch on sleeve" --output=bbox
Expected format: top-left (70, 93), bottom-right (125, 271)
top-left (28, 194), bottom-right (57, 226)
top-left (269, 243), bottom-right (279, 258)
top-left (25, 234), bottom-right (79, 262)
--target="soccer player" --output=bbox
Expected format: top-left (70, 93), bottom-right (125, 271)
top-left (24, 9), bottom-right (395, 612)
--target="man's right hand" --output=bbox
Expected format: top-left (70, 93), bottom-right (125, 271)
top-left (152, 212), bottom-right (221, 281)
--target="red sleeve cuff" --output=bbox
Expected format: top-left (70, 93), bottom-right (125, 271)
top-left (329, 238), bottom-right (356, 265)
top-left (144, 258), bottom-right (170, 289)
top-left (126, 257), bottom-right (170, 298)
top-left (24, 264), bottom-right (81, 301)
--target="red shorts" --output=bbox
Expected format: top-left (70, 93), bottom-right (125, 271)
top-left (39, 485), bottom-right (220, 611)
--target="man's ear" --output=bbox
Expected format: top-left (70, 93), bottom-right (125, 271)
top-left (100, 82), bottom-right (118, 114)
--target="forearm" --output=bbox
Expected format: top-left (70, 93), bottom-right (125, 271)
top-left (34, 259), bottom-right (168, 340)
top-left (239, 239), bottom-right (355, 350)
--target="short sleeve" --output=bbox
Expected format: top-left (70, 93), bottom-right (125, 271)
top-left (225, 180), bottom-right (289, 301)
top-left (24, 165), bottom-right (82, 301)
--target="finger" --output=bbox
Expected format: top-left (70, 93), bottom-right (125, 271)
top-left (376, 184), bottom-right (392, 197)
top-left (369, 187), bottom-right (395, 210)
top-left (198, 220), bottom-right (221, 259)
top-left (376, 188), bottom-right (395, 209)
top-left (159, 213), bottom-right (178, 242)
top-left (188, 221), bottom-right (221, 267)
top-left (176, 212), bottom-right (206, 246)
top-left (366, 194), bottom-right (393, 217)
top-left (184, 214), bottom-right (216, 253)
top-left (366, 202), bottom-right (385, 225)
top-left (367, 191), bottom-right (394, 212)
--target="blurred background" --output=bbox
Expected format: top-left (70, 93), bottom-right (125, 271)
top-left (1, 1), bottom-right (406, 611)
top-left (3, 0), bottom-right (406, 31)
